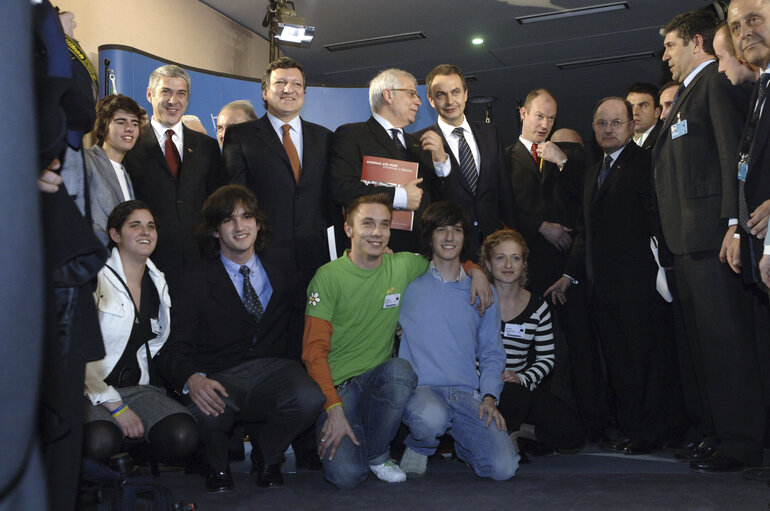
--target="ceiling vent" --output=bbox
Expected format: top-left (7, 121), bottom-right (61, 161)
top-left (325, 32), bottom-right (426, 52)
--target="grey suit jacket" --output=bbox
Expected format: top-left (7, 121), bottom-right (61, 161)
top-left (83, 145), bottom-right (134, 245)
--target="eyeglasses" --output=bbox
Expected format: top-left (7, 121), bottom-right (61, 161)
top-left (593, 119), bottom-right (631, 129)
top-left (390, 88), bottom-right (420, 100)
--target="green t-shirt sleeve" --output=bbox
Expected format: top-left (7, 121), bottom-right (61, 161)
top-left (399, 252), bottom-right (430, 281)
top-left (305, 268), bottom-right (335, 321)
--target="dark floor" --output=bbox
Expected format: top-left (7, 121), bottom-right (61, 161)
top-left (160, 443), bottom-right (770, 510)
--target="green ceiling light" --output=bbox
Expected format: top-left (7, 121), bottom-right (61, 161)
top-left (472, 37), bottom-right (484, 45)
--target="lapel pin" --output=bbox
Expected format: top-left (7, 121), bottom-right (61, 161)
top-left (187, 147), bottom-right (193, 153)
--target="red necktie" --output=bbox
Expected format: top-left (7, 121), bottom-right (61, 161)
top-left (282, 124), bottom-right (302, 184)
top-left (531, 142), bottom-right (540, 167)
top-left (165, 129), bottom-right (181, 178)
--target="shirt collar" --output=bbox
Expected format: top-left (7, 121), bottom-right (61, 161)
top-left (150, 117), bottom-right (183, 142)
top-left (519, 136), bottom-right (542, 154)
top-left (682, 59), bottom-right (715, 88)
top-left (266, 111), bottom-right (302, 134)
top-left (372, 112), bottom-right (399, 134)
top-left (220, 251), bottom-right (258, 276)
top-left (604, 142), bottom-right (629, 165)
top-left (428, 260), bottom-right (467, 282)
top-left (437, 116), bottom-right (471, 139)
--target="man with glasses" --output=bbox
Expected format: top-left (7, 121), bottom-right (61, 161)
top-left (329, 68), bottom-right (449, 252)
top-left (548, 97), bottom-right (668, 455)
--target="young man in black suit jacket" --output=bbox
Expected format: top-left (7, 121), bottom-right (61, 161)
top-left (654, 10), bottom-right (763, 472)
top-left (625, 82), bottom-right (663, 150)
top-left (123, 65), bottom-right (224, 290)
top-left (329, 68), bottom-right (449, 252)
top-left (157, 185), bottom-right (324, 492)
top-left (413, 64), bottom-right (518, 261)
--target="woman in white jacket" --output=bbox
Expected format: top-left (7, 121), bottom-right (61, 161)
top-left (83, 201), bottom-right (197, 463)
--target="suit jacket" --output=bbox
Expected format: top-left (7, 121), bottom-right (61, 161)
top-left (652, 62), bottom-right (749, 255)
top-left (506, 139), bottom-right (585, 293)
top-left (157, 248), bottom-right (296, 392)
top-left (123, 124), bottom-right (224, 285)
top-left (223, 115), bottom-right (340, 287)
top-left (83, 144), bottom-right (134, 245)
top-left (739, 79), bottom-right (770, 283)
top-left (565, 142), bottom-right (658, 302)
top-left (640, 120), bottom-right (663, 150)
top-left (329, 116), bottom-right (435, 252)
top-left (414, 121), bottom-right (518, 261)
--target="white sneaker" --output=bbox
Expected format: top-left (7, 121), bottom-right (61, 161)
top-left (399, 447), bottom-right (428, 476)
top-left (370, 459), bottom-right (406, 483)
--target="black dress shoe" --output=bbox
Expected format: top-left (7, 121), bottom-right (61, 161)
top-left (599, 437), bottom-right (632, 452)
top-left (205, 470), bottom-right (233, 492)
top-left (689, 451), bottom-right (744, 473)
top-left (256, 463), bottom-right (284, 487)
top-left (675, 441), bottom-right (717, 461)
top-left (623, 439), bottom-right (659, 455)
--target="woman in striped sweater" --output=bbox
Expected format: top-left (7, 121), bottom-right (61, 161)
top-left (481, 229), bottom-right (584, 453)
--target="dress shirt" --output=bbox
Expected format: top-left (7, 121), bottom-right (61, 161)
top-left (109, 158), bottom-right (133, 201)
top-left (150, 117), bottom-right (184, 162)
top-left (220, 251), bottom-right (273, 308)
top-left (437, 116), bottom-right (480, 176)
top-left (428, 260), bottom-right (468, 283)
top-left (634, 123), bottom-right (656, 147)
top-left (266, 112), bottom-right (303, 167)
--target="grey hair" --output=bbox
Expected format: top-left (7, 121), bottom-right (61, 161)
top-left (368, 68), bottom-right (416, 112)
top-left (221, 100), bottom-right (258, 121)
top-left (148, 64), bottom-right (191, 95)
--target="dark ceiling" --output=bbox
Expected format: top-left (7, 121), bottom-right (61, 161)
top-left (200, 0), bottom-right (713, 143)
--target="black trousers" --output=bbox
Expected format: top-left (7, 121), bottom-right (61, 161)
top-left (188, 357), bottom-right (324, 471)
top-left (673, 251), bottom-right (765, 466)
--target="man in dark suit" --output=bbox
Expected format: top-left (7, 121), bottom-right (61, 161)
top-left (654, 10), bottom-right (763, 472)
top-left (549, 97), bottom-right (668, 455)
top-left (413, 64), bottom-right (518, 260)
top-left (215, 99), bottom-right (258, 149)
top-left (625, 82), bottom-right (663, 149)
top-left (157, 184), bottom-right (324, 492)
top-left (123, 64), bottom-right (224, 289)
top-left (507, 89), bottom-right (607, 441)
top-left (329, 68), bottom-right (449, 252)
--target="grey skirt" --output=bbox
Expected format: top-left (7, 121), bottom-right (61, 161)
top-left (84, 385), bottom-right (192, 440)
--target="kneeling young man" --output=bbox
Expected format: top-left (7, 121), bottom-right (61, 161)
top-left (158, 184), bottom-right (324, 491)
top-left (398, 201), bottom-right (520, 480)
top-left (303, 193), bottom-right (493, 489)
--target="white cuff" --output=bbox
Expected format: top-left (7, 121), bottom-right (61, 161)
top-left (393, 186), bottom-right (408, 209)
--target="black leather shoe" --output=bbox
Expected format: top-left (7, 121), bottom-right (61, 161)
top-left (205, 470), bottom-right (233, 492)
top-left (256, 463), bottom-right (284, 487)
top-left (675, 441), bottom-right (717, 461)
top-left (599, 437), bottom-right (632, 452)
top-left (623, 439), bottom-right (659, 455)
top-left (690, 452), bottom-right (744, 473)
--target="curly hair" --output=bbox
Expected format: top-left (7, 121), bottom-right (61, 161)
top-left (480, 229), bottom-right (530, 288)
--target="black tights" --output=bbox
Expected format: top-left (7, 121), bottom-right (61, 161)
top-left (83, 413), bottom-right (198, 464)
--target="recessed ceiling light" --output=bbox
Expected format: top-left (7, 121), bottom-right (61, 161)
top-left (472, 38), bottom-right (484, 45)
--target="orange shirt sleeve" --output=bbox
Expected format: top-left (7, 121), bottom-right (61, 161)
top-left (302, 315), bottom-right (341, 410)
top-left (462, 260), bottom-right (483, 274)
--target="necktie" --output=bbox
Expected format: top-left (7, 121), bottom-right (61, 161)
top-left (281, 124), bottom-right (302, 184)
top-left (738, 73), bottom-right (770, 232)
top-left (531, 143), bottom-right (541, 167)
top-left (598, 155), bottom-right (612, 187)
top-left (390, 128), bottom-right (408, 159)
top-left (453, 127), bottom-right (478, 194)
top-left (239, 265), bottom-right (264, 324)
top-left (164, 129), bottom-right (181, 178)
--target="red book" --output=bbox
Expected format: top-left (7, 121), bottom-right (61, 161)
top-left (361, 156), bottom-right (419, 231)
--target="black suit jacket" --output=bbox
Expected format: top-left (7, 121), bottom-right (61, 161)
top-left (506, 139), bottom-right (585, 292)
top-left (414, 121), bottom-right (518, 260)
top-left (123, 124), bottom-right (224, 285)
top-left (640, 121), bottom-right (663, 150)
top-left (565, 142), bottom-right (658, 302)
top-left (652, 62), bottom-right (749, 255)
top-left (739, 79), bottom-right (770, 283)
top-left (222, 115), bottom-right (339, 287)
top-left (329, 116), bottom-right (435, 252)
top-left (157, 248), bottom-right (295, 392)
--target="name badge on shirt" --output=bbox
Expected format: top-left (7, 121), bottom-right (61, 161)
top-left (504, 323), bottom-right (526, 338)
top-left (383, 293), bottom-right (401, 309)
top-left (738, 154), bottom-right (749, 182)
top-left (150, 317), bottom-right (162, 336)
top-left (671, 115), bottom-right (688, 140)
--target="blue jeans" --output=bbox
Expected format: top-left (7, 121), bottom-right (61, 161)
top-left (317, 358), bottom-right (417, 489)
top-left (403, 386), bottom-right (519, 480)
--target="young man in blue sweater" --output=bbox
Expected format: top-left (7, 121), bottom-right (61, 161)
top-left (397, 201), bottom-right (519, 480)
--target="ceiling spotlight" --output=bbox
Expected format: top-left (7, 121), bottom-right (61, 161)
top-left (472, 37), bottom-right (484, 45)
top-left (263, 0), bottom-right (315, 60)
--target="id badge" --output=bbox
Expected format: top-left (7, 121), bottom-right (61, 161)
top-left (150, 317), bottom-right (162, 335)
top-left (738, 155), bottom-right (749, 182)
top-left (504, 323), bottom-right (526, 338)
top-left (383, 293), bottom-right (401, 309)
top-left (671, 119), bottom-right (688, 140)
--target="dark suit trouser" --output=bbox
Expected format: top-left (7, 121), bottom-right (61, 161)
top-left (674, 251), bottom-right (765, 466)
top-left (593, 297), bottom-right (667, 443)
top-left (189, 358), bottom-right (324, 471)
